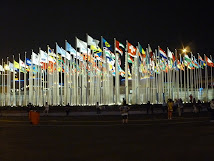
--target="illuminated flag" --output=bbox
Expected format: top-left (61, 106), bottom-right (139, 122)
top-left (102, 37), bottom-right (112, 51)
top-left (184, 54), bottom-right (191, 62)
top-left (48, 46), bottom-right (57, 57)
top-left (205, 55), bottom-right (214, 67)
top-left (198, 55), bottom-right (206, 67)
top-left (138, 44), bottom-right (146, 59)
top-left (159, 48), bottom-right (167, 59)
top-left (167, 49), bottom-right (175, 61)
top-left (115, 40), bottom-right (124, 55)
top-left (76, 38), bottom-right (87, 54)
top-left (65, 41), bottom-right (76, 55)
top-left (14, 60), bottom-right (20, 69)
top-left (127, 42), bottom-right (137, 58)
top-left (32, 52), bottom-right (40, 65)
top-left (26, 58), bottom-right (32, 66)
top-left (40, 50), bottom-right (48, 63)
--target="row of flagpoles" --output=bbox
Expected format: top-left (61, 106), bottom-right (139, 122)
top-left (0, 34), bottom-right (213, 107)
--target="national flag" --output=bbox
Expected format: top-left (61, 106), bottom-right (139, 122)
top-left (138, 44), bottom-right (146, 58)
top-left (65, 41), bottom-right (76, 55)
top-left (198, 55), bottom-right (206, 67)
top-left (76, 38), bottom-right (87, 54)
top-left (40, 50), bottom-right (48, 63)
top-left (14, 60), bottom-right (20, 69)
top-left (159, 48), bottom-right (167, 59)
top-left (167, 49), bottom-right (175, 61)
top-left (19, 59), bottom-right (26, 67)
top-left (102, 37), bottom-right (112, 51)
top-left (148, 45), bottom-right (153, 60)
top-left (127, 42), bottom-right (137, 58)
top-left (205, 55), bottom-right (214, 67)
top-left (115, 40), bottom-right (124, 55)
top-left (184, 54), bottom-right (191, 62)
top-left (48, 46), bottom-right (57, 57)
top-left (26, 58), bottom-right (32, 66)
top-left (0, 65), bottom-right (4, 71)
top-left (128, 55), bottom-right (134, 64)
top-left (4, 64), bottom-right (9, 71)
top-left (9, 62), bottom-right (15, 71)
top-left (32, 52), bottom-right (40, 65)
top-left (56, 44), bottom-right (66, 58)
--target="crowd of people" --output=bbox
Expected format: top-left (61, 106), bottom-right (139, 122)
top-left (27, 97), bottom-right (214, 124)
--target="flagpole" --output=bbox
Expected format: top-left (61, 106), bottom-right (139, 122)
top-left (210, 55), bottom-right (213, 98)
top-left (23, 52), bottom-right (27, 106)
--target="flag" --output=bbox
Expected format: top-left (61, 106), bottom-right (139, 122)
top-left (159, 48), bottom-right (167, 59)
top-left (184, 54), bottom-right (191, 62)
top-left (198, 55), bottom-right (206, 67)
top-left (138, 44), bottom-right (146, 58)
top-left (205, 55), bottom-right (214, 67)
top-left (167, 49), bottom-right (175, 61)
top-left (48, 46), bottom-right (57, 57)
top-left (127, 42), bottom-right (137, 58)
top-left (76, 38), bottom-right (87, 54)
top-left (26, 58), bottom-right (32, 66)
top-left (9, 62), bottom-right (14, 71)
top-left (148, 45), bottom-right (153, 60)
top-left (32, 52), bottom-right (40, 65)
top-left (14, 60), bottom-right (20, 69)
top-left (115, 40), bottom-right (124, 55)
top-left (56, 44), bottom-right (66, 58)
top-left (0, 65), bottom-right (4, 71)
top-left (61, 47), bottom-right (71, 60)
top-left (128, 55), bottom-right (134, 64)
top-left (40, 50), bottom-right (48, 63)
top-left (102, 37), bottom-right (112, 51)
top-left (65, 41), bottom-right (76, 55)
top-left (19, 59), bottom-right (26, 68)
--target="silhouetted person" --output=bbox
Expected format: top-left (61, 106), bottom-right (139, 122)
top-left (65, 103), bottom-right (70, 116)
top-left (146, 101), bottom-right (151, 114)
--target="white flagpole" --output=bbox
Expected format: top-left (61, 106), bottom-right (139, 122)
top-left (18, 54), bottom-right (21, 106)
top-left (12, 55), bottom-right (16, 106)
top-left (24, 52), bottom-right (27, 106)
top-left (210, 55), bottom-right (213, 98)
top-left (125, 41), bottom-right (129, 104)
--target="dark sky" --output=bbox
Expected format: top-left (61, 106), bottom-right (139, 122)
top-left (1, 0), bottom-right (214, 61)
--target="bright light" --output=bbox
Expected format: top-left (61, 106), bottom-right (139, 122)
top-left (182, 48), bottom-right (187, 53)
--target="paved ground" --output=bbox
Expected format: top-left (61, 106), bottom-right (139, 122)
top-left (0, 113), bottom-right (213, 161)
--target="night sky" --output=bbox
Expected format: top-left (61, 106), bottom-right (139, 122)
top-left (1, 0), bottom-right (214, 61)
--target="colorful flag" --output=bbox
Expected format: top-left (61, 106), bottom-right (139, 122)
top-left (128, 55), bottom-right (134, 64)
top-left (138, 44), bottom-right (146, 58)
top-left (40, 50), bottom-right (48, 63)
top-left (159, 48), bottom-right (167, 59)
top-left (205, 55), bottom-right (214, 67)
top-left (115, 40), bottom-right (124, 55)
top-left (65, 41), bottom-right (76, 55)
top-left (48, 46), bottom-right (57, 57)
top-left (26, 58), bottom-right (32, 66)
top-left (167, 49), bottom-right (175, 61)
top-left (14, 60), bottom-right (20, 69)
top-left (127, 42), bottom-right (137, 58)
top-left (102, 37), bottom-right (112, 51)
top-left (184, 54), bottom-right (191, 62)
top-left (76, 38), bottom-right (87, 54)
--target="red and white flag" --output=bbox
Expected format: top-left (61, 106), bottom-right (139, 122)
top-left (115, 40), bottom-right (124, 55)
top-left (205, 55), bottom-right (214, 67)
top-left (127, 42), bottom-right (137, 58)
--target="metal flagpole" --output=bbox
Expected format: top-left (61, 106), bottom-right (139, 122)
top-left (18, 54), bottom-right (21, 106)
top-left (24, 52), bottom-right (27, 106)
top-left (12, 55), bottom-right (16, 106)
top-left (125, 41), bottom-right (129, 104)
top-left (210, 55), bottom-right (213, 98)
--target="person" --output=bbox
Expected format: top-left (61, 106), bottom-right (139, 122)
top-left (146, 101), bottom-right (151, 114)
top-left (193, 98), bottom-right (198, 114)
top-left (162, 100), bottom-right (167, 113)
top-left (198, 100), bottom-right (202, 113)
top-left (189, 94), bottom-right (193, 103)
top-left (209, 99), bottom-right (214, 122)
top-left (65, 103), bottom-right (70, 116)
top-left (167, 99), bottom-right (173, 120)
top-left (43, 102), bottom-right (49, 116)
top-left (96, 102), bottom-right (101, 114)
top-left (178, 98), bottom-right (184, 116)
top-left (119, 100), bottom-right (130, 124)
